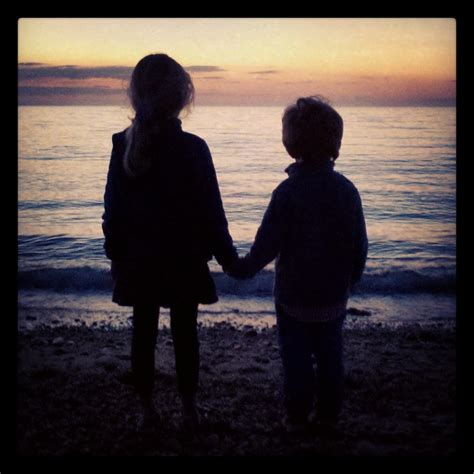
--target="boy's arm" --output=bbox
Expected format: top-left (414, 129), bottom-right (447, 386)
top-left (225, 186), bottom-right (291, 278)
top-left (351, 189), bottom-right (368, 286)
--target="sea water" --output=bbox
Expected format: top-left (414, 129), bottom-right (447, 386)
top-left (18, 105), bottom-right (456, 329)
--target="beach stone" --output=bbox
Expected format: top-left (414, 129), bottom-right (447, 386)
top-left (356, 441), bottom-right (379, 456)
top-left (97, 357), bottom-right (117, 371)
top-left (255, 422), bottom-right (266, 432)
top-left (116, 354), bottom-right (130, 361)
top-left (52, 337), bottom-right (65, 346)
top-left (347, 307), bottom-right (372, 317)
top-left (207, 434), bottom-right (220, 446)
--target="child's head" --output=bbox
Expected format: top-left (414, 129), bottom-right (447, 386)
top-left (124, 54), bottom-right (194, 178)
top-left (128, 53), bottom-right (194, 123)
top-left (282, 96), bottom-right (343, 163)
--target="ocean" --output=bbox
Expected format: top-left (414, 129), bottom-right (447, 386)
top-left (18, 105), bottom-right (456, 329)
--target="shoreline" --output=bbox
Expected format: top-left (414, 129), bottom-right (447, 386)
top-left (18, 289), bottom-right (456, 331)
top-left (17, 320), bottom-right (456, 456)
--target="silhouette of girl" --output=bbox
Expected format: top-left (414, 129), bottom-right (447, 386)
top-left (102, 54), bottom-right (238, 430)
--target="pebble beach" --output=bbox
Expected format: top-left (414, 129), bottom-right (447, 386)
top-left (16, 319), bottom-right (456, 456)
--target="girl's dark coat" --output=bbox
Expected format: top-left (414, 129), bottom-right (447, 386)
top-left (102, 118), bottom-right (237, 306)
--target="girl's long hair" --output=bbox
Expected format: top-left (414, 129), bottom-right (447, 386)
top-left (123, 54), bottom-right (194, 177)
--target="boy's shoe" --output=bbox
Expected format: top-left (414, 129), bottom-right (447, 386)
top-left (316, 419), bottom-right (339, 437)
top-left (281, 413), bottom-right (308, 434)
top-left (136, 408), bottom-right (160, 432)
top-left (307, 409), bottom-right (339, 436)
top-left (310, 415), bottom-right (339, 437)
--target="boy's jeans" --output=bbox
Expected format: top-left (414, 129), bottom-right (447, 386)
top-left (276, 303), bottom-right (345, 422)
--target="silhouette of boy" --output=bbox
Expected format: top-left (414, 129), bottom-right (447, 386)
top-left (226, 96), bottom-right (368, 432)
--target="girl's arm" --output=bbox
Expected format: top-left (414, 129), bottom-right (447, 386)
top-left (195, 140), bottom-right (239, 268)
top-left (102, 133), bottom-right (125, 260)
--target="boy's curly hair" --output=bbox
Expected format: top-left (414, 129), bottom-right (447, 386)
top-left (282, 95), bottom-right (343, 162)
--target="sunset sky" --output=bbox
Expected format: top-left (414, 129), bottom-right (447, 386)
top-left (18, 18), bottom-right (456, 107)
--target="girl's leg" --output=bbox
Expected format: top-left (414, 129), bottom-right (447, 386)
top-left (169, 302), bottom-right (200, 428)
top-left (169, 302), bottom-right (200, 396)
top-left (131, 304), bottom-right (160, 418)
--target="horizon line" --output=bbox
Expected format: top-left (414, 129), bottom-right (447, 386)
top-left (18, 102), bottom-right (456, 108)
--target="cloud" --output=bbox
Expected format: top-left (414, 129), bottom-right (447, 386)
top-left (18, 62), bottom-right (45, 66)
top-left (18, 65), bottom-right (133, 81)
top-left (18, 64), bottom-right (228, 81)
top-left (201, 76), bottom-right (224, 80)
top-left (185, 66), bottom-right (226, 73)
top-left (18, 86), bottom-right (123, 96)
top-left (248, 70), bottom-right (280, 75)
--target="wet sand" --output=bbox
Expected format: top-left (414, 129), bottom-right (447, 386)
top-left (16, 321), bottom-right (455, 456)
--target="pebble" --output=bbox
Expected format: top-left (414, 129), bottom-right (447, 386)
top-left (116, 354), bottom-right (130, 361)
top-left (52, 337), bottom-right (65, 346)
top-left (97, 357), bottom-right (117, 371)
top-left (207, 434), bottom-right (220, 445)
top-left (347, 307), bottom-right (372, 317)
top-left (356, 441), bottom-right (379, 455)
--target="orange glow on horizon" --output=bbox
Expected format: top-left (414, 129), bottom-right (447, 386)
top-left (18, 18), bottom-right (456, 107)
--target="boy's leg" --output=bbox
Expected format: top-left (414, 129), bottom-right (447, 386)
top-left (311, 316), bottom-right (345, 423)
top-left (131, 304), bottom-right (160, 411)
top-left (276, 303), bottom-right (314, 422)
